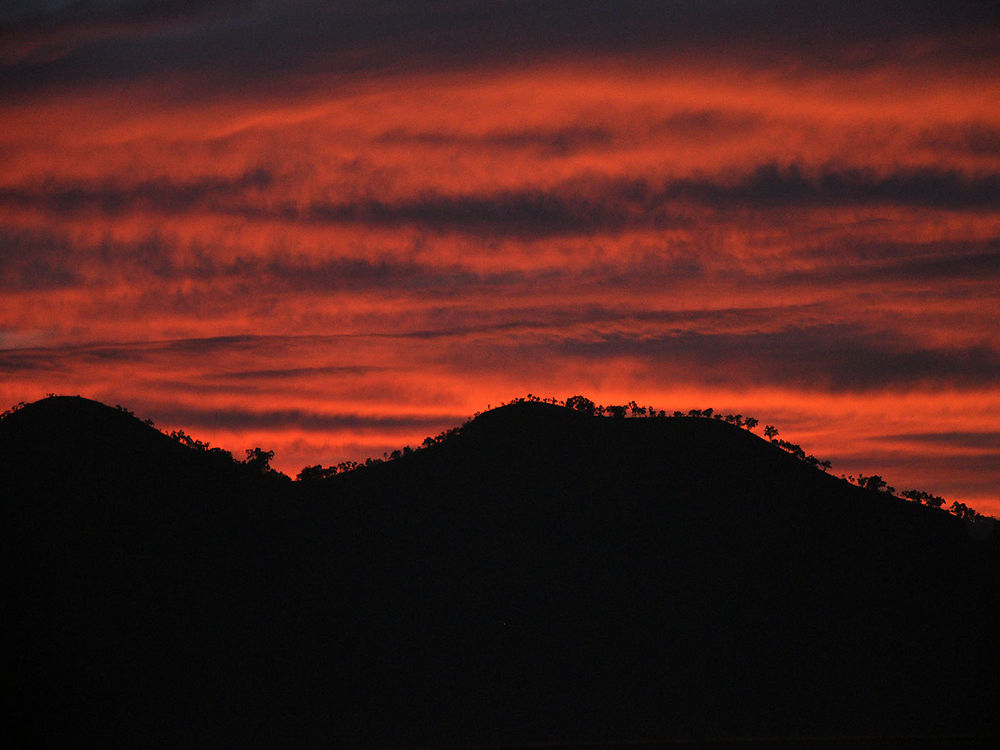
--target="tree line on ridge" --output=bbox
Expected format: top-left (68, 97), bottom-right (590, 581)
top-left (1, 393), bottom-right (991, 524)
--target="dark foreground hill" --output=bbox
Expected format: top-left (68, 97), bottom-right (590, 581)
top-left (2, 396), bottom-right (998, 748)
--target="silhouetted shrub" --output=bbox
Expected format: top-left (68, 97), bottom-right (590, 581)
top-left (0, 401), bottom-right (28, 421)
top-left (297, 465), bottom-right (329, 482)
top-left (244, 447), bottom-right (275, 474)
top-left (850, 474), bottom-right (895, 494)
top-left (170, 429), bottom-right (210, 451)
top-left (773, 439), bottom-right (807, 461)
top-left (566, 395), bottom-right (597, 415)
top-left (902, 489), bottom-right (946, 508)
top-left (950, 501), bottom-right (978, 522)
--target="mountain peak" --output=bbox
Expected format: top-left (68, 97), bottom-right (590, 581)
top-left (0, 396), bottom-right (206, 491)
top-left (1, 394), bottom-right (159, 446)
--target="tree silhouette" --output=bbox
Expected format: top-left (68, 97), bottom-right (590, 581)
top-left (606, 405), bottom-right (627, 419)
top-left (902, 489), bottom-right (946, 508)
top-left (566, 395), bottom-right (597, 416)
top-left (763, 425), bottom-right (779, 440)
top-left (170, 429), bottom-right (209, 451)
top-left (0, 401), bottom-right (27, 420)
top-left (774, 439), bottom-right (806, 461)
top-left (244, 447), bottom-right (275, 474)
top-left (949, 501), bottom-right (978, 521)
top-left (851, 474), bottom-right (895, 494)
top-left (297, 464), bottom-right (328, 482)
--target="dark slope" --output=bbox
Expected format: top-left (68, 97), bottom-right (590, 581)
top-left (323, 402), bottom-right (1000, 745)
top-left (2, 398), bottom-right (309, 747)
top-left (3, 398), bottom-right (998, 747)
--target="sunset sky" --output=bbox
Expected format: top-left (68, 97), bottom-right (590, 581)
top-left (2, 1), bottom-right (998, 514)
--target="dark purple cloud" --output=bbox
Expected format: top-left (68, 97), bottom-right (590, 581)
top-left (375, 125), bottom-right (617, 156)
top-left (0, 168), bottom-right (272, 216)
top-left (145, 404), bottom-right (466, 434)
top-left (6, 165), bottom-right (997, 238)
top-left (918, 123), bottom-right (1000, 157)
top-left (2, 2), bottom-right (996, 101)
top-left (884, 432), bottom-right (1000, 450)
top-left (555, 325), bottom-right (1000, 391)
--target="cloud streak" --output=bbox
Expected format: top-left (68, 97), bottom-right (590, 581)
top-left (557, 326), bottom-right (1000, 391)
top-left (148, 405), bottom-right (466, 435)
top-left (0, 168), bottom-right (273, 216)
top-left (3, 2), bottom-right (996, 100)
top-left (5, 165), bottom-right (998, 237)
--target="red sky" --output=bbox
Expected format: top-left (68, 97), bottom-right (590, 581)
top-left (2, 1), bottom-right (999, 515)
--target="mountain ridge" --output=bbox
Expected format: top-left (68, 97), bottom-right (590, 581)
top-left (2, 395), bottom-right (998, 747)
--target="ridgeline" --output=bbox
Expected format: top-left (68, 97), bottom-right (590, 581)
top-left (2, 396), bottom-right (998, 747)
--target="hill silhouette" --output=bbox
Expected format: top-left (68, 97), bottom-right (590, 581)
top-left (3, 396), bottom-right (998, 748)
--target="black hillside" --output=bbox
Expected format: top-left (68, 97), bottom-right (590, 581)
top-left (3, 397), bottom-right (998, 747)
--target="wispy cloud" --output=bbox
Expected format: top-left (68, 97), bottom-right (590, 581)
top-left (6, 165), bottom-right (997, 236)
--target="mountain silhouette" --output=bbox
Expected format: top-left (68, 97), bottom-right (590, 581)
top-left (3, 396), bottom-right (998, 748)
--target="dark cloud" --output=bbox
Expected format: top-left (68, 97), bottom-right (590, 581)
top-left (883, 432), bottom-right (1000, 450)
top-left (12, 223), bottom-right (995, 312)
top-left (0, 335), bottom-right (272, 375)
top-left (0, 227), bottom-right (539, 295)
top-left (213, 365), bottom-right (389, 381)
top-left (257, 256), bottom-right (518, 295)
top-left (556, 324), bottom-right (1000, 391)
top-left (376, 125), bottom-right (616, 156)
top-left (2, 2), bottom-right (996, 100)
top-left (286, 166), bottom-right (1000, 234)
top-left (375, 111), bottom-right (761, 155)
top-left (4, 314), bottom-right (998, 396)
top-left (770, 239), bottom-right (1000, 287)
top-left (852, 249), bottom-right (1000, 284)
top-left (290, 188), bottom-right (675, 236)
top-left (0, 1), bottom-right (248, 31)
top-left (0, 342), bottom-right (148, 373)
top-left (154, 334), bottom-right (286, 356)
top-left (0, 349), bottom-right (57, 374)
top-left (6, 164), bottom-right (996, 235)
top-left (0, 229), bottom-right (81, 290)
top-left (0, 168), bottom-right (272, 216)
top-left (0, 338), bottom-right (166, 373)
top-left (0, 1), bottom-right (253, 69)
top-left (653, 110), bottom-right (765, 139)
top-left (918, 123), bottom-right (1000, 157)
top-left (149, 405), bottom-right (465, 434)
top-left (665, 164), bottom-right (1000, 210)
